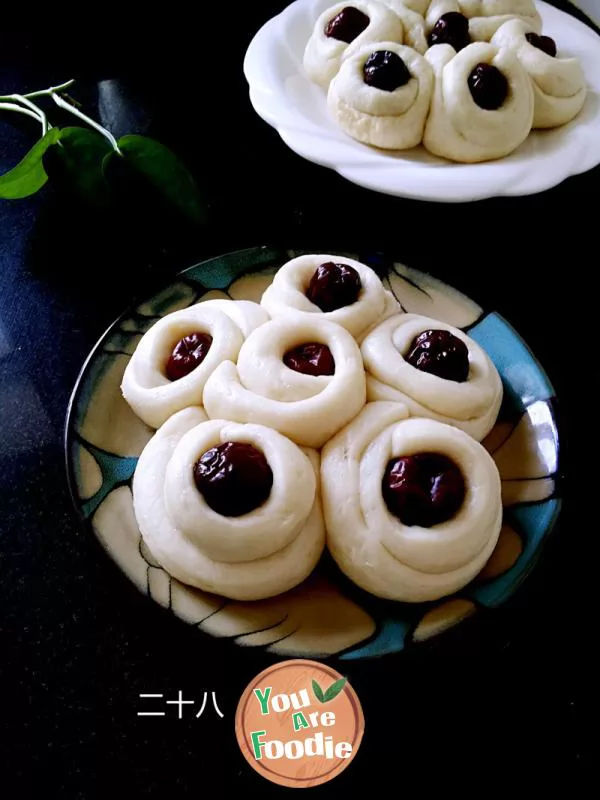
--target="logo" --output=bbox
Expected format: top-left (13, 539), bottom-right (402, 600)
top-left (235, 659), bottom-right (364, 788)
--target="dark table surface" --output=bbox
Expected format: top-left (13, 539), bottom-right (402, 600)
top-left (0, 5), bottom-right (595, 796)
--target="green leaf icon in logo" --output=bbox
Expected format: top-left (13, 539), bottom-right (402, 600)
top-left (312, 677), bottom-right (347, 704)
top-left (312, 680), bottom-right (325, 704)
top-left (323, 678), bottom-right (347, 702)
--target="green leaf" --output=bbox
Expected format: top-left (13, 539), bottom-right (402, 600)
top-left (323, 678), bottom-right (347, 703)
top-left (108, 134), bottom-right (206, 225)
top-left (312, 680), bottom-right (325, 704)
top-left (0, 128), bottom-right (61, 199)
top-left (42, 127), bottom-right (113, 206)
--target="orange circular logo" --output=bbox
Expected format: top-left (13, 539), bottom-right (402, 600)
top-left (235, 659), bottom-right (364, 788)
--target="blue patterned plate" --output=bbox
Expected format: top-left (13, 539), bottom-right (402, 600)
top-left (65, 247), bottom-right (561, 659)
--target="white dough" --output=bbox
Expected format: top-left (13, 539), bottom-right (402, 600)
top-left (378, 1), bottom-right (429, 53)
top-left (328, 41), bottom-right (434, 149)
top-left (361, 313), bottom-right (503, 440)
top-left (425, 0), bottom-right (542, 41)
top-left (492, 19), bottom-right (587, 128)
top-left (304, 0), bottom-right (405, 89)
top-left (461, 0), bottom-right (542, 40)
top-left (121, 300), bottom-right (269, 429)
top-left (423, 42), bottom-right (534, 163)
top-left (132, 408), bottom-right (325, 601)
top-left (261, 254), bottom-right (391, 339)
top-left (382, 0), bottom-right (430, 17)
top-left (203, 316), bottom-right (367, 449)
top-left (321, 402), bottom-right (503, 602)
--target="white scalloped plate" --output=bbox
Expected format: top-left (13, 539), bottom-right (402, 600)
top-left (243, 0), bottom-right (600, 201)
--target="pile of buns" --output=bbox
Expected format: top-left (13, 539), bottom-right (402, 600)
top-left (121, 255), bottom-right (505, 605)
top-left (304, 0), bottom-right (587, 162)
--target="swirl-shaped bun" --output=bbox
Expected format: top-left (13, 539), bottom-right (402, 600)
top-left (321, 402), bottom-right (503, 602)
top-left (203, 316), bottom-right (366, 448)
top-left (261, 254), bottom-right (391, 339)
top-left (304, 1), bottom-right (405, 89)
top-left (423, 42), bottom-right (534, 162)
top-left (328, 41), bottom-right (434, 149)
top-left (492, 19), bottom-right (587, 129)
top-left (121, 300), bottom-right (269, 429)
top-left (133, 408), bottom-right (325, 601)
top-left (426, 0), bottom-right (541, 42)
top-left (361, 313), bottom-right (503, 441)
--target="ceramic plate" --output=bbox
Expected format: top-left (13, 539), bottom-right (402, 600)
top-left (243, 0), bottom-right (600, 202)
top-left (65, 247), bottom-right (561, 660)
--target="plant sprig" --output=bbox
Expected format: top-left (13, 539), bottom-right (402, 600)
top-left (0, 78), bottom-right (206, 226)
top-left (0, 79), bottom-right (76, 136)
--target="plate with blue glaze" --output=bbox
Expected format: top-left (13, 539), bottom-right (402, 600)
top-left (65, 246), bottom-right (561, 660)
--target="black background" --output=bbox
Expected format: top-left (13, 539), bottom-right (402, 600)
top-left (0, 5), bottom-right (594, 795)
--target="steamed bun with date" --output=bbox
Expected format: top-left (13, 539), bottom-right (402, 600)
top-left (328, 40), bottom-right (434, 149)
top-left (304, 1), bottom-right (405, 88)
top-left (491, 18), bottom-right (587, 128)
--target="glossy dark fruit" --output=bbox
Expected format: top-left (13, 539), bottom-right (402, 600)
top-left (525, 32), bottom-right (557, 57)
top-left (306, 262), bottom-right (362, 312)
top-left (427, 12), bottom-right (470, 52)
top-left (324, 6), bottom-right (370, 43)
top-left (363, 50), bottom-right (411, 92)
top-left (382, 452), bottom-right (466, 528)
top-left (467, 63), bottom-right (509, 110)
top-left (284, 343), bottom-right (335, 376)
top-left (194, 442), bottom-right (274, 518)
top-left (166, 332), bottom-right (213, 381)
top-left (406, 329), bottom-right (470, 383)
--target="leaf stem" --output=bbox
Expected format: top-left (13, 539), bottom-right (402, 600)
top-left (12, 94), bottom-right (49, 134)
top-left (1, 78), bottom-right (121, 153)
top-left (0, 102), bottom-right (44, 125)
top-left (23, 79), bottom-right (76, 99)
top-left (0, 93), bottom-right (48, 133)
top-left (50, 92), bottom-right (121, 153)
